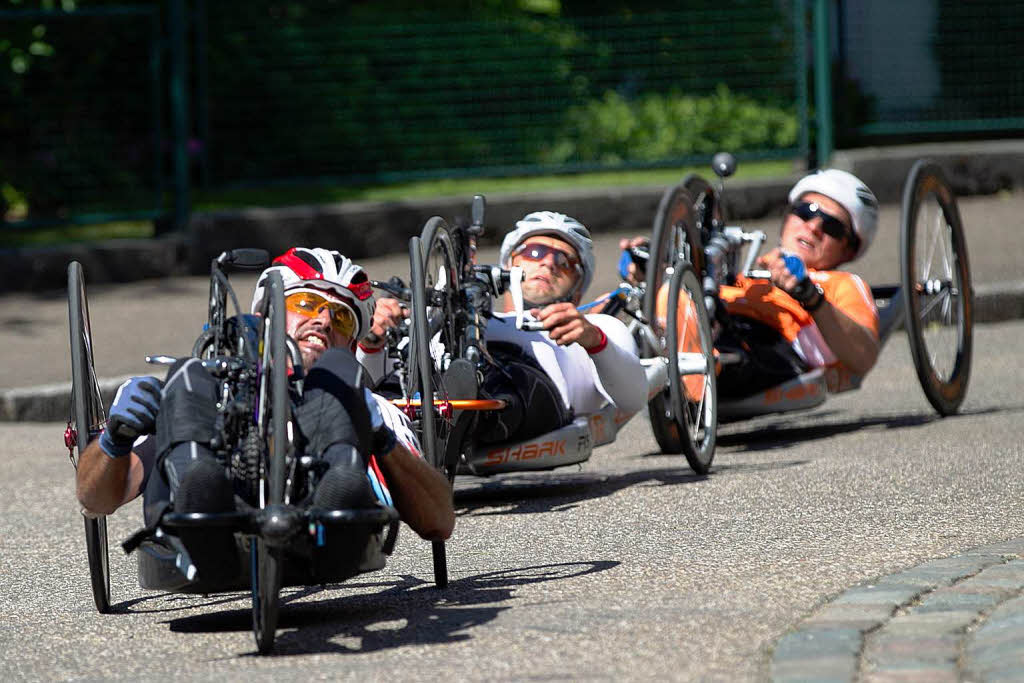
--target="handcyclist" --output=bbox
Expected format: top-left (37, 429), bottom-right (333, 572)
top-left (624, 168), bottom-right (880, 398)
top-left (359, 211), bottom-right (648, 444)
top-left (75, 247), bottom-right (455, 581)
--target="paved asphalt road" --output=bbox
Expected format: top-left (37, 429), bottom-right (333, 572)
top-left (2, 324), bottom-right (1023, 679)
top-left (1, 189), bottom-right (1022, 679)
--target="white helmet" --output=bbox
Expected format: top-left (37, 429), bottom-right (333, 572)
top-left (499, 211), bottom-right (595, 298)
top-left (788, 169), bottom-right (879, 260)
top-left (251, 247), bottom-right (375, 339)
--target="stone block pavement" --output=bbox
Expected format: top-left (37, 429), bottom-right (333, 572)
top-left (770, 539), bottom-right (1024, 682)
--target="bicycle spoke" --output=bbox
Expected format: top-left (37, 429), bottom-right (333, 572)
top-left (920, 200), bottom-right (942, 283)
top-left (918, 288), bottom-right (951, 319)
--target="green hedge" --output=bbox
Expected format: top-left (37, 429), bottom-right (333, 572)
top-left (543, 85), bottom-right (799, 165)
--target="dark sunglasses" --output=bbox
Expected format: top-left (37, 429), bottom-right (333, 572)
top-left (789, 201), bottom-right (858, 249)
top-left (513, 242), bottom-right (581, 275)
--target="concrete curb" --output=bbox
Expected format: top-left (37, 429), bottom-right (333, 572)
top-left (2, 374), bottom-right (134, 424)
top-left (5, 140), bottom-right (1024, 294)
top-left (4, 281), bottom-right (1023, 423)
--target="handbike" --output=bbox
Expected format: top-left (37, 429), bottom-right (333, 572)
top-left (391, 195), bottom-right (717, 500)
top-left (66, 250), bottom-right (402, 655)
top-left (651, 153), bottom-right (973, 422)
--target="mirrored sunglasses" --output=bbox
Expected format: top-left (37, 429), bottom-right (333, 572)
top-left (789, 201), bottom-right (857, 248)
top-left (513, 242), bottom-right (580, 275)
top-left (285, 291), bottom-right (357, 337)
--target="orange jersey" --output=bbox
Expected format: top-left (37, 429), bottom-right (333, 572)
top-left (719, 270), bottom-right (878, 391)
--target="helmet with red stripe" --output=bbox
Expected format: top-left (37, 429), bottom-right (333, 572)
top-left (251, 247), bottom-right (375, 340)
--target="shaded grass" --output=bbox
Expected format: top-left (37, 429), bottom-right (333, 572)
top-left (193, 160), bottom-right (795, 210)
top-left (0, 220), bottom-right (155, 248)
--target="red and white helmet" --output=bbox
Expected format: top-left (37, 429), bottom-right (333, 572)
top-left (251, 247), bottom-right (375, 339)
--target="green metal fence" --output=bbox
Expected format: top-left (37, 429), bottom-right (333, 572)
top-left (196, 2), bottom-right (807, 187)
top-left (4, 0), bottom-right (1024, 234)
top-left (1, 6), bottom-right (163, 229)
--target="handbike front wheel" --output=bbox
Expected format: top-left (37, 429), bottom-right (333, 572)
top-left (645, 183), bottom-right (701, 333)
top-left (665, 261), bottom-right (717, 474)
top-left (252, 269), bottom-right (290, 654)
top-left (409, 235), bottom-right (450, 590)
top-left (900, 160), bottom-right (973, 416)
top-left (67, 261), bottom-right (112, 614)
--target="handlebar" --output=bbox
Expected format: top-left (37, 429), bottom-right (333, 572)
top-left (372, 277), bottom-right (412, 302)
top-left (215, 248), bottom-right (269, 270)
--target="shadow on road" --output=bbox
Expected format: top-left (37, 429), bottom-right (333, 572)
top-left (717, 406), bottom-right (1010, 452)
top-left (113, 591), bottom-right (247, 615)
top-left (718, 411), bottom-right (937, 451)
top-left (160, 561), bottom-right (617, 656)
top-left (453, 466), bottom-right (708, 517)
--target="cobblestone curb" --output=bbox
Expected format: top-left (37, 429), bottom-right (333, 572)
top-left (770, 539), bottom-right (1024, 682)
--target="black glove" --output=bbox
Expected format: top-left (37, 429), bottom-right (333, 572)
top-left (98, 376), bottom-right (163, 458)
top-left (783, 252), bottom-right (825, 312)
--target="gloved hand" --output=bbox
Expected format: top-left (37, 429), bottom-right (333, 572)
top-left (363, 388), bottom-right (398, 456)
top-left (782, 252), bottom-right (825, 311)
top-left (98, 376), bottom-right (163, 458)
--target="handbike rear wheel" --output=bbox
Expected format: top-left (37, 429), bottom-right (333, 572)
top-left (900, 160), bottom-right (973, 416)
top-left (665, 261), bottom-right (717, 474)
top-left (252, 270), bottom-right (290, 654)
top-left (67, 261), bottom-right (112, 614)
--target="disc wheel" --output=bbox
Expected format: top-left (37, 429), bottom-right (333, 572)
top-left (67, 261), bottom-right (112, 614)
top-left (900, 160), bottom-right (973, 416)
top-left (252, 270), bottom-right (290, 654)
top-left (665, 261), bottom-right (717, 474)
top-left (645, 184), bottom-right (701, 328)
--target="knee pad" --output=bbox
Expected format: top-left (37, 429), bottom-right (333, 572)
top-left (313, 443), bottom-right (376, 510)
top-left (478, 343), bottom-right (570, 444)
top-left (156, 358), bottom-right (219, 457)
top-left (169, 448), bottom-right (233, 514)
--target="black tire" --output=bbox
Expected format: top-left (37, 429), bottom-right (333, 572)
top-left (67, 261), bottom-right (112, 614)
top-left (419, 218), bottom-right (466, 476)
top-left (645, 184), bottom-right (701, 329)
top-left (410, 218), bottom-right (463, 407)
top-left (665, 261), bottom-right (717, 474)
top-left (900, 160), bottom-right (973, 416)
top-left (644, 186), bottom-right (699, 453)
top-left (252, 270), bottom-right (289, 654)
top-left (409, 232), bottom-right (452, 590)
top-left (681, 173), bottom-right (726, 249)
